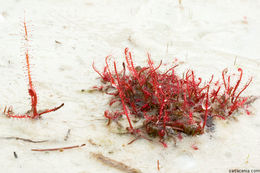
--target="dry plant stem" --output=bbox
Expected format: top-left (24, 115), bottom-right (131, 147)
top-left (245, 96), bottom-right (260, 105)
top-left (31, 144), bottom-right (86, 151)
top-left (4, 17), bottom-right (64, 119)
top-left (91, 152), bottom-right (141, 173)
top-left (127, 134), bottom-right (152, 145)
top-left (0, 136), bottom-right (48, 143)
top-left (64, 129), bottom-right (71, 141)
top-left (13, 152), bottom-right (18, 159)
top-left (88, 139), bottom-right (100, 146)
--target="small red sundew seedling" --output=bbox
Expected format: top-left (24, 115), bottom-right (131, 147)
top-left (93, 48), bottom-right (256, 147)
top-left (3, 17), bottom-right (64, 119)
top-left (191, 144), bottom-right (199, 150)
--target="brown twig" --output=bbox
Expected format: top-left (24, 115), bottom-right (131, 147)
top-left (31, 144), bottom-right (86, 152)
top-left (88, 139), bottom-right (101, 146)
top-left (244, 96), bottom-right (259, 105)
top-left (55, 40), bottom-right (62, 44)
top-left (0, 136), bottom-right (48, 143)
top-left (91, 152), bottom-right (141, 173)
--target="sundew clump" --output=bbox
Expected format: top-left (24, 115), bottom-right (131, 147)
top-left (93, 48), bottom-right (254, 147)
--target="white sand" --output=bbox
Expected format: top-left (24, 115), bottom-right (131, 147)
top-left (0, 0), bottom-right (259, 172)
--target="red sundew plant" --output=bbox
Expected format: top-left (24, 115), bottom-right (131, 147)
top-left (93, 48), bottom-right (255, 147)
top-left (3, 17), bottom-right (64, 119)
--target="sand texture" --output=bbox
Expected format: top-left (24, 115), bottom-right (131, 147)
top-left (0, 0), bottom-right (259, 173)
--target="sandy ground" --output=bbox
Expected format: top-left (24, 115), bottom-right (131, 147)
top-left (0, 0), bottom-right (259, 173)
